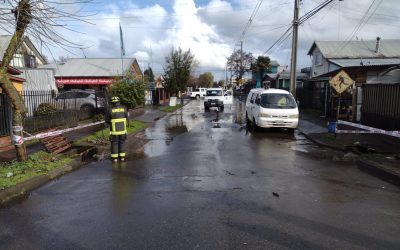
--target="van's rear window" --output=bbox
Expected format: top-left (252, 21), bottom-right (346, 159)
top-left (260, 94), bottom-right (296, 109)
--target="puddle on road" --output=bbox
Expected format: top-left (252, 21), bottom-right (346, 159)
top-left (142, 100), bottom-right (331, 159)
top-left (144, 105), bottom-right (206, 157)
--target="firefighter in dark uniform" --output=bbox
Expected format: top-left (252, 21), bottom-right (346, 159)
top-left (106, 96), bottom-right (128, 162)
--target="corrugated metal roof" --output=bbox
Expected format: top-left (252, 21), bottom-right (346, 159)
top-left (270, 60), bottom-right (280, 66)
top-left (55, 58), bottom-right (137, 77)
top-left (21, 68), bottom-right (57, 92)
top-left (0, 35), bottom-right (12, 60)
top-left (0, 35), bottom-right (46, 64)
top-left (308, 39), bottom-right (400, 58)
top-left (329, 58), bottom-right (400, 67)
top-left (265, 73), bottom-right (278, 79)
top-left (278, 71), bottom-right (309, 80)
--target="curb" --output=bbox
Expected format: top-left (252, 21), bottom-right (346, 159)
top-left (0, 156), bottom-right (87, 207)
top-left (299, 131), bottom-right (347, 152)
top-left (0, 104), bottom-right (184, 206)
top-left (356, 159), bottom-right (400, 187)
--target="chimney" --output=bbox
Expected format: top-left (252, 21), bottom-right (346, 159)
top-left (375, 37), bottom-right (381, 53)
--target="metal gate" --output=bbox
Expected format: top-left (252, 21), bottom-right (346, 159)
top-left (361, 83), bottom-right (400, 130)
top-left (0, 93), bottom-right (12, 136)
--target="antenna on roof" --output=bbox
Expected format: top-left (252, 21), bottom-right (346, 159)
top-left (79, 48), bottom-right (86, 58)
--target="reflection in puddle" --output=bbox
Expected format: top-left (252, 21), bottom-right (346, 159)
top-left (144, 104), bottom-right (205, 157)
top-left (143, 99), bottom-right (328, 159)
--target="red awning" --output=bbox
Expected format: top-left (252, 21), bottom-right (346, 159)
top-left (56, 78), bottom-right (113, 85)
top-left (9, 75), bottom-right (25, 82)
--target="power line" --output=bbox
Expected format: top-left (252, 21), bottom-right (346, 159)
top-left (262, 0), bottom-right (336, 56)
top-left (339, 0), bottom-right (382, 51)
top-left (238, 0), bottom-right (264, 43)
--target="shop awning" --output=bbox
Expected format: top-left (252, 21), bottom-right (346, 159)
top-left (56, 77), bottom-right (113, 85)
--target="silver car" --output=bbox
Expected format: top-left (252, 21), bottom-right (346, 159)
top-left (55, 90), bottom-right (104, 115)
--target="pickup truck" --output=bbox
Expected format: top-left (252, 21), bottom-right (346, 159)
top-left (189, 88), bottom-right (207, 99)
top-left (204, 88), bottom-right (233, 111)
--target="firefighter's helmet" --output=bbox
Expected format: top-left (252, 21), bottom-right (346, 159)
top-left (111, 96), bottom-right (120, 103)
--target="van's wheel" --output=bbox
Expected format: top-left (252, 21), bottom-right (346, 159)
top-left (252, 118), bottom-right (258, 132)
top-left (204, 106), bottom-right (210, 111)
top-left (196, 95), bottom-right (200, 100)
top-left (246, 113), bottom-right (251, 127)
top-left (287, 128), bottom-right (296, 134)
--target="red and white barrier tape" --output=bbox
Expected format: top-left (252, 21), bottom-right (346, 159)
top-left (336, 120), bottom-right (400, 138)
top-left (24, 121), bottom-right (105, 141)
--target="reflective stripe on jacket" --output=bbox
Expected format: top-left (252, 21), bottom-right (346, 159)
top-left (110, 105), bottom-right (127, 135)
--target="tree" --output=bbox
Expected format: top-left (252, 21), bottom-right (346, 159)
top-left (227, 49), bottom-right (253, 84)
top-left (187, 75), bottom-right (198, 88)
top-left (0, 1), bottom-right (92, 161)
top-left (198, 72), bottom-right (214, 88)
top-left (163, 47), bottom-right (197, 96)
top-left (144, 67), bottom-right (155, 82)
top-left (218, 79), bottom-right (225, 88)
top-left (251, 56), bottom-right (271, 87)
top-left (109, 71), bottom-right (145, 109)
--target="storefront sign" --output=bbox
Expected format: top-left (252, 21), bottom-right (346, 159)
top-left (56, 78), bottom-right (113, 85)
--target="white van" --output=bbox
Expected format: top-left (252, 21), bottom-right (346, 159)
top-left (245, 88), bottom-right (299, 131)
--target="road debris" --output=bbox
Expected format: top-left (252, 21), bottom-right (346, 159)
top-left (272, 192), bottom-right (280, 197)
top-left (225, 170), bottom-right (235, 176)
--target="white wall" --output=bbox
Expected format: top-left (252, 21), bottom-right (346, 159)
top-left (310, 47), bottom-right (330, 77)
top-left (21, 69), bottom-right (57, 92)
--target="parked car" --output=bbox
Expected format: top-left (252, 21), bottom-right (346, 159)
top-left (204, 88), bottom-right (233, 111)
top-left (245, 88), bottom-right (299, 131)
top-left (189, 88), bottom-right (207, 99)
top-left (55, 90), bottom-right (104, 117)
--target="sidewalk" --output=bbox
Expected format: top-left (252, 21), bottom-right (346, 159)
top-left (298, 111), bottom-right (400, 185)
top-left (0, 106), bottom-right (166, 163)
top-left (0, 104), bottom-right (175, 205)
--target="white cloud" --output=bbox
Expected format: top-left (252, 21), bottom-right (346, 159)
top-left (3, 0), bottom-right (397, 80)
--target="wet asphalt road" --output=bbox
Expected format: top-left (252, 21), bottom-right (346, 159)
top-left (1, 99), bottom-right (400, 250)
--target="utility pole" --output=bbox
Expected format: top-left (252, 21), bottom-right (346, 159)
top-left (289, 0), bottom-right (300, 97)
top-left (240, 41), bottom-right (243, 85)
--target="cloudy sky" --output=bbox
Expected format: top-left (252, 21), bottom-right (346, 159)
top-left (2, 0), bottom-right (400, 80)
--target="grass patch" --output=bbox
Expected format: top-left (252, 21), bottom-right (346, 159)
top-left (74, 120), bottom-right (146, 145)
top-left (0, 151), bottom-right (74, 190)
top-left (320, 134), bottom-right (337, 142)
top-left (160, 104), bottom-right (183, 112)
top-left (25, 138), bottom-right (39, 146)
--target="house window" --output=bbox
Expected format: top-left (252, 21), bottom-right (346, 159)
top-left (24, 55), bottom-right (37, 68)
top-left (11, 54), bottom-right (24, 68)
top-left (314, 52), bottom-right (322, 66)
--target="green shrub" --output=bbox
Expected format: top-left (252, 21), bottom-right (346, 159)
top-left (92, 114), bottom-right (105, 122)
top-left (35, 103), bottom-right (57, 116)
top-left (108, 71), bottom-right (146, 109)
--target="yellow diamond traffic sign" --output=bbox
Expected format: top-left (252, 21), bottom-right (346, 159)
top-left (329, 70), bottom-right (354, 94)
